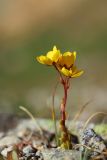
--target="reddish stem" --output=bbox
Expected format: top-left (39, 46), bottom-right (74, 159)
top-left (60, 77), bottom-right (71, 148)
top-left (61, 78), bottom-right (68, 123)
top-left (54, 63), bottom-right (71, 147)
top-left (53, 63), bottom-right (70, 123)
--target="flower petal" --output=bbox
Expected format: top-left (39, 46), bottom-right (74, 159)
top-left (73, 51), bottom-right (76, 61)
top-left (60, 67), bottom-right (72, 77)
top-left (63, 52), bottom-right (72, 56)
top-left (36, 55), bottom-right (52, 65)
top-left (58, 52), bottom-right (75, 68)
top-left (72, 70), bottom-right (84, 78)
top-left (46, 46), bottom-right (61, 62)
top-left (53, 46), bottom-right (57, 51)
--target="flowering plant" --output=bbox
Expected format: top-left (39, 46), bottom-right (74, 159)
top-left (36, 46), bottom-right (84, 149)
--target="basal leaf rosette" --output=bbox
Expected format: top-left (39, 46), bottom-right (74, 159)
top-left (36, 46), bottom-right (61, 65)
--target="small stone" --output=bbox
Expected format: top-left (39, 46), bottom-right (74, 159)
top-left (21, 145), bottom-right (41, 159)
top-left (23, 145), bottom-right (35, 154)
top-left (42, 149), bottom-right (81, 160)
top-left (1, 146), bottom-right (13, 157)
top-left (0, 136), bottom-right (20, 147)
top-left (32, 141), bottom-right (46, 151)
top-left (80, 128), bottom-right (107, 158)
top-left (17, 128), bottom-right (32, 139)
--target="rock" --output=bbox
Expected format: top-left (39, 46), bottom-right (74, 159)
top-left (42, 149), bottom-right (81, 160)
top-left (17, 128), bottom-right (32, 138)
top-left (80, 128), bottom-right (107, 158)
top-left (1, 119), bottom-right (107, 160)
top-left (23, 145), bottom-right (37, 155)
top-left (20, 144), bottom-right (44, 160)
top-left (0, 135), bottom-right (20, 147)
top-left (36, 150), bottom-right (44, 160)
top-left (1, 146), bottom-right (13, 157)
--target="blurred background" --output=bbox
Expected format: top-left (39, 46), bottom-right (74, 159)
top-left (0, 0), bottom-right (107, 121)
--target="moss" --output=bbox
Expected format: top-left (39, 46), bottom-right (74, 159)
top-left (94, 124), bottom-right (107, 136)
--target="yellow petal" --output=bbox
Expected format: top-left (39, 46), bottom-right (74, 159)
top-left (72, 66), bottom-right (77, 73)
top-left (46, 47), bottom-right (61, 63)
top-left (53, 46), bottom-right (57, 51)
top-left (59, 52), bottom-right (75, 68)
top-left (64, 55), bottom-right (74, 68)
top-left (60, 67), bottom-right (72, 77)
top-left (63, 52), bottom-right (72, 56)
top-left (72, 70), bottom-right (84, 78)
top-left (36, 55), bottom-right (52, 65)
top-left (73, 51), bottom-right (76, 61)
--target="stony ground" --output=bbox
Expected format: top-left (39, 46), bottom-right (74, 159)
top-left (0, 118), bottom-right (81, 160)
top-left (0, 116), bottom-right (107, 160)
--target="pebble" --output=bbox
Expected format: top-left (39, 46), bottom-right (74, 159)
top-left (0, 135), bottom-right (20, 147)
top-left (0, 119), bottom-right (107, 160)
top-left (23, 145), bottom-right (37, 154)
top-left (81, 128), bottom-right (107, 158)
top-left (21, 145), bottom-right (43, 160)
top-left (42, 149), bottom-right (81, 160)
top-left (1, 145), bottom-right (13, 157)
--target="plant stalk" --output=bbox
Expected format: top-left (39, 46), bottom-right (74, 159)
top-left (59, 77), bottom-right (71, 149)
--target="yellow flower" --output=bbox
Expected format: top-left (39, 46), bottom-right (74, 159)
top-left (60, 66), bottom-right (84, 78)
top-left (36, 46), bottom-right (84, 78)
top-left (58, 51), bottom-right (76, 69)
top-left (36, 46), bottom-right (61, 65)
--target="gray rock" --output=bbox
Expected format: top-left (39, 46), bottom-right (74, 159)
top-left (0, 119), bottom-right (100, 160)
top-left (42, 149), bottom-right (81, 160)
top-left (1, 146), bottom-right (13, 157)
top-left (23, 145), bottom-right (35, 154)
top-left (0, 135), bottom-right (20, 147)
top-left (80, 128), bottom-right (107, 158)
